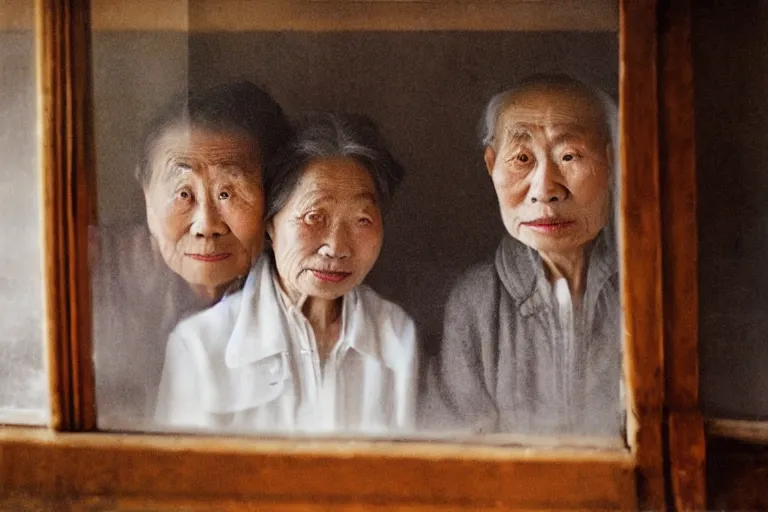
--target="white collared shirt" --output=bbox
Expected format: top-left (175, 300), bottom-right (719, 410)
top-left (154, 256), bottom-right (418, 434)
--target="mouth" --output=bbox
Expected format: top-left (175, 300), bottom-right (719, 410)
top-left (186, 252), bottom-right (232, 263)
top-left (520, 217), bottom-right (575, 233)
top-left (309, 269), bottom-right (352, 283)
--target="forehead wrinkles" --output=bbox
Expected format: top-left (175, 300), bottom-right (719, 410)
top-left (496, 90), bottom-right (604, 146)
top-left (152, 129), bottom-right (261, 185)
top-left (291, 162), bottom-right (377, 208)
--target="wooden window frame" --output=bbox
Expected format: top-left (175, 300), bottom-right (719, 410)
top-left (0, 0), bottom-right (706, 509)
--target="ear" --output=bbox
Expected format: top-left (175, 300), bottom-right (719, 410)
top-left (265, 218), bottom-right (275, 243)
top-left (604, 142), bottom-right (614, 180)
top-left (484, 146), bottom-right (497, 176)
top-left (144, 190), bottom-right (159, 238)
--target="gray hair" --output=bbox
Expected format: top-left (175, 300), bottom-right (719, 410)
top-left (138, 81), bottom-right (292, 189)
top-left (264, 112), bottom-right (405, 221)
top-left (480, 74), bottom-right (618, 156)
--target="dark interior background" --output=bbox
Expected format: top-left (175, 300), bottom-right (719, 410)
top-left (694, 0), bottom-right (768, 418)
top-left (92, 30), bottom-right (618, 354)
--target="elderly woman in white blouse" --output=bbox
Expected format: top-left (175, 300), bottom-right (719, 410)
top-left (155, 112), bottom-right (417, 433)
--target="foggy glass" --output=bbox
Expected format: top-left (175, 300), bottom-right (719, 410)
top-left (91, 0), bottom-right (622, 445)
top-left (697, 2), bottom-right (768, 419)
top-left (0, 3), bottom-right (48, 425)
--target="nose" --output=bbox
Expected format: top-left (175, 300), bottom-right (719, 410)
top-left (528, 157), bottom-right (568, 204)
top-left (191, 198), bottom-right (229, 238)
top-left (318, 223), bottom-right (351, 260)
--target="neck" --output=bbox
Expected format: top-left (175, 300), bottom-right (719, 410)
top-left (538, 246), bottom-right (590, 299)
top-left (302, 296), bottom-right (342, 361)
top-left (302, 296), bottom-right (342, 332)
top-left (189, 281), bottom-right (231, 306)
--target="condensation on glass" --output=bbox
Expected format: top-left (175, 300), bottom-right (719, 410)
top-left (0, 2), bottom-right (48, 425)
top-left (90, 0), bottom-right (623, 446)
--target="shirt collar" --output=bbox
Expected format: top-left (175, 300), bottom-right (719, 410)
top-left (225, 255), bottom-right (408, 371)
top-left (224, 255), bottom-right (289, 368)
top-left (495, 220), bottom-right (618, 317)
top-left (275, 277), bottom-right (387, 366)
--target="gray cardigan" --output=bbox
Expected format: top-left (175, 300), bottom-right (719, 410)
top-left (425, 228), bottom-right (622, 437)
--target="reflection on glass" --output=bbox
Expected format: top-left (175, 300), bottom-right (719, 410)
top-left (91, 82), bottom-right (291, 428)
top-left (0, 3), bottom-right (47, 425)
top-left (92, 2), bottom-right (621, 444)
top-left (425, 76), bottom-right (622, 438)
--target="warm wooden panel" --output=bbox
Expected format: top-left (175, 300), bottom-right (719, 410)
top-left (0, 428), bottom-right (636, 510)
top-left (37, 0), bottom-right (97, 431)
top-left (658, 0), bottom-right (706, 509)
top-left (5, 0), bottom-right (619, 32)
top-left (708, 418), bottom-right (768, 444)
top-left (619, 0), bottom-right (665, 509)
top-left (0, 498), bottom-right (511, 512)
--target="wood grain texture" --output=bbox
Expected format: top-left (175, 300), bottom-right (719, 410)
top-left (0, 429), bottom-right (637, 510)
top-left (619, 0), bottom-right (666, 508)
top-left (37, 0), bottom-right (96, 432)
top-left (658, 0), bottom-right (706, 509)
top-left (4, 0), bottom-right (619, 32)
top-left (0, 498), bottom-right (514, 512)
top-left (708, 418), bottom-right (768, 445)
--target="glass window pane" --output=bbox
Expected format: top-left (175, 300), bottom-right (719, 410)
top-left (91, 0), bottom-right (623, 446)
top-left (0, 1), bottom-right (48, 425)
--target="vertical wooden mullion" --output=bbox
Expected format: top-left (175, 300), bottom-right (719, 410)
top-left (659, 0), bottom-right (706, 509)
top-left (620, 0), bottom-right (666, 508)
top-left (38, 0), bottom-right (96, 432)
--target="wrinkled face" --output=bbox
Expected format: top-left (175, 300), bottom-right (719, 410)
top-left (144, 125), bottom-right (265, 291)
top-left (267, 157), bottom-right (383, 302)
top-left (485, 87), bottom-right (612, 257)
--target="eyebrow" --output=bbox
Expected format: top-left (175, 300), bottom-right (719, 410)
top-left (504, 124), bottom-right (533, 144)
top-left (551, 131), bottom-right (587, 147)
top-left (161, 158), bottom-right (193, 182)
top-left (504, 122), bottom-right (592, 145)
top-left (299, 191), bottom-right (379, 209)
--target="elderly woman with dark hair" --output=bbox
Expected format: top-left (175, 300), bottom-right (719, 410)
top-left (155, 112), bottom-right (417, 433)
top-left (92, 81), bottom-right (291, 428)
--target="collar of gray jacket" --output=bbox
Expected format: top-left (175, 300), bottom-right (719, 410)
top-left (495, 220), bottom-right (618, 318)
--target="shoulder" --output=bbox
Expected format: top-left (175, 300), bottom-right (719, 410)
top-left (91, 223), bottom-right (164, 290)
top-left (169, 290), bottom-right (242, 355)
top-left (446, 260), bottom-right (500, 310)
top-left (354, 284), bottom-right (415, 334)
top-left (352, 285), bottom-right (418, 368)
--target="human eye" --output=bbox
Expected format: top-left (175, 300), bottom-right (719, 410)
top-left (509, 149), bottom-right (535, 171)
top-left (176, 187), bottom-right (193, 201)
top-left (218, 190), bottom-right (231, 200)
top-left (357, 216), bottom-right (373, 226)
top-left (302, 211), bottom-right (324, 225)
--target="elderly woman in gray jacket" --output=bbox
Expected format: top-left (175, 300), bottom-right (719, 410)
top-left (427, 74), bottom-right (622, 438)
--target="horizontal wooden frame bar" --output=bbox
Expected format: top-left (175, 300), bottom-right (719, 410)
top-left (0, 427), bottom-right (636, 509)
top-left (4, 0), bottom-right (618, 32)
top-left (707, 418), bottom-right (768, 445)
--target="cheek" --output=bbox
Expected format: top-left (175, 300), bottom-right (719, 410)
top-left (493, 174), bottom-right (528, 206)
top-left (274, 225), bottom-right (316, 269)
top-left (220, 195), bottom-right (264, 236)
top-left (153, 210), bottom-right (189, 243)
top-left (354, 228), bottom-right (383, 269)
top-left (571, 171), bottom-right (611, 210)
